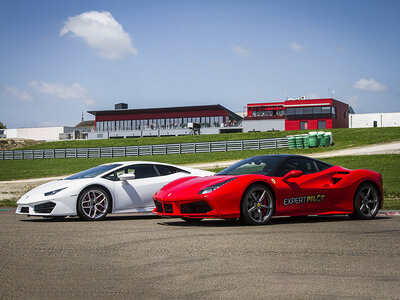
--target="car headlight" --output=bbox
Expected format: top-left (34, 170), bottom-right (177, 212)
top-left (44, 187), bottom-right (67, 197)
top-left (199, 178), bottom-right (236, 195)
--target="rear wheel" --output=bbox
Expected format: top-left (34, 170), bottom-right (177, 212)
top-left (349, 183), bottom-right (380, 220)
top-left (241, 184), bottom-right (275, 225)
top-left (77, 187), bottom-right (111, 221)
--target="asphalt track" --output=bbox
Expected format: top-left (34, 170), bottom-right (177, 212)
top-left (0, 211), bottom-right (399, 299)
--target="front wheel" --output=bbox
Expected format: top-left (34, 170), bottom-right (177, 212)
top-left (241, 184), bottom-right (275, 225)
top-left (349, 183), bottom-right (380, 220)
top-left (77, 187), bottom-right (111, 221)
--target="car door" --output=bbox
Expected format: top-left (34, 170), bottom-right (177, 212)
top-left (274, 157), bottom-right (332, 215)
top-left (111, 164), bottom-right (166, 212)
top-left (111, 164), bottom-right (192, 213)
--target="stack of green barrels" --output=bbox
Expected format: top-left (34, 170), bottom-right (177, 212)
top-left (287, 131), bottom-right (332, 149)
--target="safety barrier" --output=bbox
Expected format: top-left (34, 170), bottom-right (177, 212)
top-left (0, 137), bottom-right (288, 160)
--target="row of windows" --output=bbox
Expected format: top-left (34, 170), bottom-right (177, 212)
top-left (251, 109), bottom-right (285, 117)
top-left (96, 116), bottom-right (229, 132)
top-left (286, 106), bottom-right (336, 120)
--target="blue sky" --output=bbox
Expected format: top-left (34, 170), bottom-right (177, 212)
top-left (1, 0), bottom-right (399, 128)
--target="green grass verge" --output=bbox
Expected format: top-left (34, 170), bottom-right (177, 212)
top-left (1, 154), bottom-right (399, 209)
top-left (15, 127), bottom-right (400, 150)
top-left (210, 154), bottom-right (400, 210)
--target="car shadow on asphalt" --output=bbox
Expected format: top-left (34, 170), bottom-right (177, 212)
top-left (18, 213), bottom-right (162, 222)
top-left (157, 215), bottom-right (390, 227)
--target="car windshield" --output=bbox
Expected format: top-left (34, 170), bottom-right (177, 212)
top-left (65, 164), bottom-right (122, 180)
top-left (217, 156), bottom-right (282, 176)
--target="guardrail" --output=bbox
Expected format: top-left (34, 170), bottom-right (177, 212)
top-left (0, 137), bottom-right (288, 160)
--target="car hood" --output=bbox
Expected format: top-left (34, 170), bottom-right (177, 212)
top-left (156, 175), bottom-right (236, 200)
top-left (17, 178), bottom-right (83, 204)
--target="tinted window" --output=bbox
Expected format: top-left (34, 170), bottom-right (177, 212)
top-left (277, 158), bottom-right (318, 177)
top-left (315, 161), bottom-right (332, 172)
top-left (104, 164), bottom-right (159, 181)
top-left (156, 165), bottom-right (190, 176)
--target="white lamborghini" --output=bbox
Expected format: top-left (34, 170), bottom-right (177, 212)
top-left (16, 161), bottom-right (213, 220)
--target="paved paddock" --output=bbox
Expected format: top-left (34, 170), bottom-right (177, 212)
top-left (0, 211), bottom-right (399, 299)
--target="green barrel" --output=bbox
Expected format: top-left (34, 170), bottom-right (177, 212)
top-left (295, 135), bottom-right (303, 149)
top-left (308, 131), bottom-right (318, 148)
top-left (287, 135), bottom-right (296, 149)
top-left (302, 134), bottom-right (309, 148)
top-left (324, 132), bottom-right (332, 146)
top-left (317, 131), bottom-right (325, 147)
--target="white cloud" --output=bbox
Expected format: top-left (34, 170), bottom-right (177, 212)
top-left (231, 45), bottom-right (250, 57)
top-left (29, 81), bottom-right (95, 105)
top-left (354, 78), bottom-right (387, 92)
top-left (4, 86), bottom-right (33, 101)
top-left (60, 11), bottom-right (137, 59)
top-left (290, 42), bottom-right (303, 52)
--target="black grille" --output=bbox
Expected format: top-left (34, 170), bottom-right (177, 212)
top-left (154, 200), bottom-right (163, 213)
top-left (164, 203), bottom-right (173, 213)
top-left (34, 202), bottom-right (56, 214)
top-left (20, 207), bottom-right (29, 213)
top-left (180, 201), bottom-right (212, 214)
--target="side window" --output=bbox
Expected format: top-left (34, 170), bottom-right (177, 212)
top-left (156, 165), bottom-right (190, 176)
top-left (278, 158), bottom-right (318, 176)
top-left (156, 165), bottom-right (174, 176)
top-left (109, 164), bottom-right (159, 180)
top-left (315, 161), bottom-right (332, 172)
top-left (103, 172), bottom-right (117, 181)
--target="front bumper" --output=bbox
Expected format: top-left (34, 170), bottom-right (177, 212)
top-left (16, 195), bottom-right (77, 217)
top-left (153, 198), bottom-right (240, 219)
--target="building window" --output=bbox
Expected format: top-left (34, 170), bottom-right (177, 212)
top-left (318, 120), bottom-right (326, 129)
top-left (300, 121), bottom-right (308, 130)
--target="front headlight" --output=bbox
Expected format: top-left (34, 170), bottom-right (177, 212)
top-left (44, 187), bottom-right (67, 197)
top-left (199, 178), bottom-right (236, 195)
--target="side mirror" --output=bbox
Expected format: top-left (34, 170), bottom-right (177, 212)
top-left (118, 174), bottom-right (135, 182)
top-left (282, 170), bottom-right (303, 182)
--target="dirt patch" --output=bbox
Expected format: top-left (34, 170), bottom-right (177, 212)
top-left (0, 138), bottom-right (42, 150)
top-left (0, 180), bottom-right (50, 204)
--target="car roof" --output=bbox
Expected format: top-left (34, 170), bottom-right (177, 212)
top-left (101, 161), bottom-right (172, 167)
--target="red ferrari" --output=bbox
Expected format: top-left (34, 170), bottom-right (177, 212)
top-left (153, 155), bottom-right (383, 225)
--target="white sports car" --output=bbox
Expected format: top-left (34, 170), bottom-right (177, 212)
top-left (16, 161), bottom-right (214, 220)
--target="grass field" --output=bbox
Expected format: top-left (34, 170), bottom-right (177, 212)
top-left (15, 127), bottom-right (400, 150)
top-left (0, 154), bottom-right (398, 210)
top-left (1, 127), bottom-right (399, 209)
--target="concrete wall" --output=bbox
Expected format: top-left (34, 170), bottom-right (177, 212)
top-left (4, 127), bottom-right (76, 141)
top-left (349, 113), bottom-right (400, 128)
top-left (243, 119), bottom-right (285, 132)
top-left (87, 127), bottom-right (225, 139)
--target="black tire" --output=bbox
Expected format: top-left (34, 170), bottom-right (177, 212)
top-left (181, 217), bottom-right (203, 223)
top-left (349, 183), bottom-right (380, 220)
top-left (240, 184), bottom-right (275, 225)
top-left (77, 187), bottom-right (111, 221)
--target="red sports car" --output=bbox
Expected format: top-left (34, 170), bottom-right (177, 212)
top-left (153, 155), bottom-right (383, 225)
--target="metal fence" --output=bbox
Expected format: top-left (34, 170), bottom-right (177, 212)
top-left (0, 137), bottom-right (288, 160)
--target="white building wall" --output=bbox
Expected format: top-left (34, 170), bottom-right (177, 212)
top-left (243, 119), bottom-right (285, 132)
top-left (4, 127), bottom-right (76, 141)
top-left (349, 113), bottom-right (400, 128)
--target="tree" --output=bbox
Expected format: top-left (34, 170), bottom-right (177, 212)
top-left (0, 121), bottom-right (6, 129)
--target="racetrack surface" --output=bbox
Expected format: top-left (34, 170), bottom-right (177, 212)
top-left (0, 211), bottom-right (399, 299)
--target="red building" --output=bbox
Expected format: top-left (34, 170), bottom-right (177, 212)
top-left (246, 98), bottom-right (349, 130)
